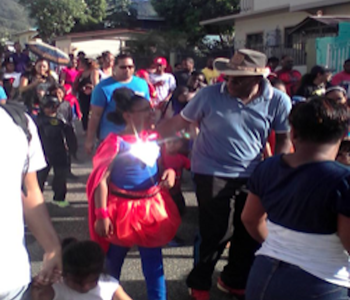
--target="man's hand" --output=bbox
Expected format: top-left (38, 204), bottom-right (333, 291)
top-left (160, 168), bottom-right (176, 189)
top-left (35, 248), bottom-right (62, 285)
top-left (41, 249), bottom-right (62, 282)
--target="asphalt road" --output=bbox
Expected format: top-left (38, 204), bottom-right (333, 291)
top-left (26, 125), bottom-right (233, 300)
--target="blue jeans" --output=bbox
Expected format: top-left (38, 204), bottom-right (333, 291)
top-left (106, 244), bottom-right (166, 300)
top-left (246, 256), bottom-right (349, 300)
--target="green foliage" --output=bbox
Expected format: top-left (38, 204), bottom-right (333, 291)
top-left (71, 0), bottom-right (107, 32)
top-left (85, 0), bottom-right (107, 23)
top-left (20, 0), bottom-right (88, 41)
top-left (151, 0), bottom-right (239, 45)
top-left (105, 0), bottom-right (138, 28)
top-left (0, 0), bottom-right (32, 36)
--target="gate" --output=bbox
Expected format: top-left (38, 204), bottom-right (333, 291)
top-left (326, 41), bottom-right (350, 73)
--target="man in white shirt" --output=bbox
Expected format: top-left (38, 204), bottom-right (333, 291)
top-left (149, 57), bottom-right (176, 107)
top-left (3, 57), bottom-right (21, 98)
top-left (0, 107), bottom-right (61, 300)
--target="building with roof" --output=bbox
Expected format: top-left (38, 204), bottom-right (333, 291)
top-left (55, 28), bottom-right (146, 58)
top-left (200, 0), bottom-right (350, 69)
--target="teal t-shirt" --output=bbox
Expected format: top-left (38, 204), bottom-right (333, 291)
top-left (91, 76), bottom-right (150, 140)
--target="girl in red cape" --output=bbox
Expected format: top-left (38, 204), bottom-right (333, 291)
top-left (86, 87), bottom-right (180, 300)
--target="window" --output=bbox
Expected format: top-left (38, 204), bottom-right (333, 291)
top-left (246, 32), bottom-right (264, 49)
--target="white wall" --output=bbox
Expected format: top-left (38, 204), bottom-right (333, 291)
top-left (56, 39), bottom-right (122, 58)
top-left (323, 3), bottom-right (350, 14)
top-left (72, 39), bottom-right (122, 58)
top-left (234, 11), bottom-right (308, 46)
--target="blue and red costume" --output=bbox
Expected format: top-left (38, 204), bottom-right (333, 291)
top-left (86, 131), bottom-right (180, 300)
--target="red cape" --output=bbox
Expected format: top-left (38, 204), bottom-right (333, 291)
top-left (86, 132), bottom-right (180, 252)
top-left (86, 133), bottom-right (120, 252)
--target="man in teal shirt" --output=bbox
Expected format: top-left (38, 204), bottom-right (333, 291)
top-left (85, 54), bottom-right (149, 154)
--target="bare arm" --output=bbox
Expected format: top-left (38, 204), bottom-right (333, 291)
top-left (275, 132), bottom-right (291, 155)
top-left (156, 114), bottom-right (190, 138)
top-left (338, 214), bottom-right (350, 254)
top-left (22, 171), bottom-right (62, 282)
top-left (19, 76), bottom-right (44, 94)
top-left (85, 105), bottom-right (104, 154)
top-left (31, 285), bottom-right (54, 300)
top-left (91, 69), bottom-right (100, 87)
top-left (60, 71), bottom-right (66, 86)
top-left (113, 286), bottom-right (133, 300)
top-left (94, 170), bottom-right (114, 237)
top-left (94, 170), bottom-right (110, 209)
top-left (241, 192), bottom-right (267, 243)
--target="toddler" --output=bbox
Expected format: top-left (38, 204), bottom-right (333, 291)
top-left (32, 238), bottom-right (132, 300)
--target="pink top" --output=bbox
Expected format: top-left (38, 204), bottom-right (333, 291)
top-left (61, 67), bottom-right (79, 85)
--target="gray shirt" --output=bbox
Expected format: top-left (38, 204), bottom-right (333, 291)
top-left (181, 79), bottom-right (291, 178)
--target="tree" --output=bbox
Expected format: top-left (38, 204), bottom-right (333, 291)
top-left (151, 0), bottom-right (239, 46)
top-left (71, 0), bottom-right (107, 32)
top-left (0, 0), bottom-right (32, 36)
top-left (105, 0), bottom-right (138, 28)
top-left (20, 0), bottom-right (87, 41)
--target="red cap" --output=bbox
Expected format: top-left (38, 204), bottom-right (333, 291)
top-left (154, 57), bottom-right (167, 67)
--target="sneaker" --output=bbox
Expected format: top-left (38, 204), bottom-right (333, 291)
top-left (67, 172), bottom-right (79, 180)
top-left (188, 288), bottom-right (210, 300)
top-left (217, 277), bottom-right (245, 297)
top-left (52, 200), bottom-right (70, 208)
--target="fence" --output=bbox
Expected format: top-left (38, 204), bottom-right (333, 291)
top-left (326, 41), bottom-right (350, 73)
top-left (248, 45), bottom-right (307, 65)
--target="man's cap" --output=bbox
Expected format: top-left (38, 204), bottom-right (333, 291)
top-left (154, 57), bottom-right (167, 67)
top-left (214, 49), bottom-right (270, 77)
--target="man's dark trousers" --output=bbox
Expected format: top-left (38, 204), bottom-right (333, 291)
top-left (186, 174), bottom-right (261, 291)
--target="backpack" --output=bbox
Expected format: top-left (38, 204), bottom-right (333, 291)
top-left (1, 101), bottom-right (32, 195)
top-left (1, 101), bottom-right (32, 143)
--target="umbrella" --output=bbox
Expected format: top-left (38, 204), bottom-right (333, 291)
top-left (26, 41), bottom-right (70, 66)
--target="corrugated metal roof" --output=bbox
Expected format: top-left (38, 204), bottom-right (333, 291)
top-left (288, 16), bottom-right (350, 35)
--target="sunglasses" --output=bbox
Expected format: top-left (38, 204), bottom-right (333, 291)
top-left (119, 65), bottom-right (135, 70)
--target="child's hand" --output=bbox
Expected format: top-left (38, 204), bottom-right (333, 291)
top-left (95, 218), bottom-right (114, 238)
top-left (160, 168), bottom-right (176, 189)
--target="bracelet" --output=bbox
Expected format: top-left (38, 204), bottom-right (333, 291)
top-left (95, 208), bottom-right (109, 219)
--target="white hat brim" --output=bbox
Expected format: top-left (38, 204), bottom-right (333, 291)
top-left (214, 58), bottom-right (270, 77)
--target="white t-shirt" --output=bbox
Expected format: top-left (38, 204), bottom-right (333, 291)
top-left (99, 69), bottom-right (110, 81)
top-left (53, 275), bottom-right (120, 300)
top-left (257, 221), bottom-right (350, 288)
top-left (0, 109), bottom-right (46, 295)
top-left (149, 72), bottom-right (176, 103)
top-left (3, 72), bottom-right (21, 88)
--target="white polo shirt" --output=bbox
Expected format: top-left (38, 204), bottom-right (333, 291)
top-left (0, 109), bottom-right (46, 295)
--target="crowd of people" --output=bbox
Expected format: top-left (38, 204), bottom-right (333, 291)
top-left (0, 44), bottom-right (350, 300)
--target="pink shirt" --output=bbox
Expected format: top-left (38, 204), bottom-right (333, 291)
top-left (61, 67), bottom-right (79, 85)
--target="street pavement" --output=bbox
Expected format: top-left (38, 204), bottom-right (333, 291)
top-left (26, 126), bottom-right (234, 300)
